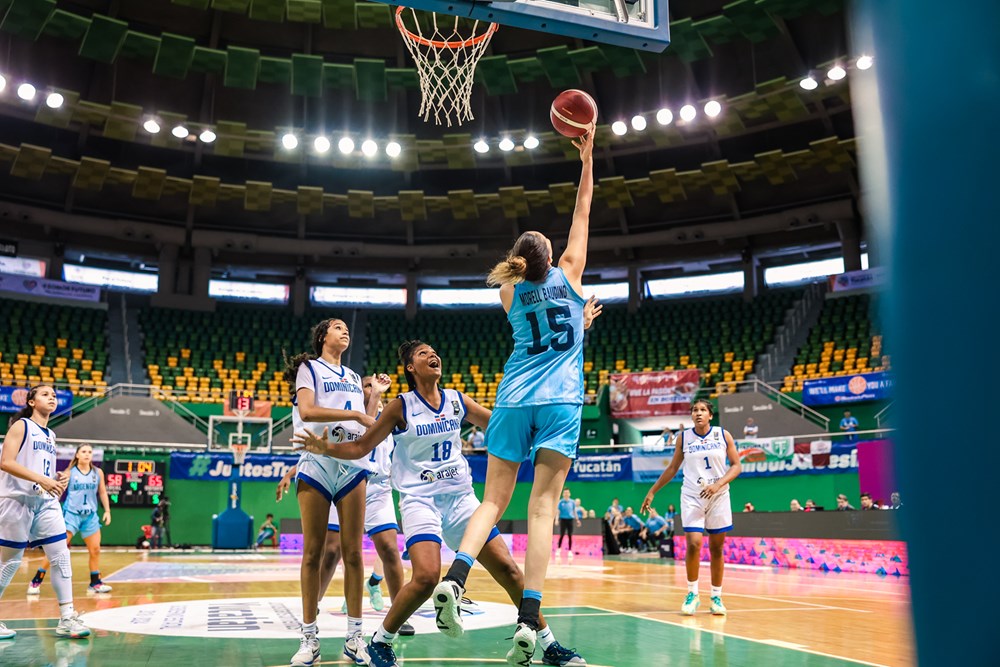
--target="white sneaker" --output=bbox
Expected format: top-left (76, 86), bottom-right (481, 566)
top-left (343, 632), bottom-right (369, 664)
top-left (555, 548), bottom-right (561, 558)
top-left (290, 634), bottom-right (320, 667)
top-left (26, 582), bottom-right (41, 596)
top-left (567, 551), bottom-right (575, 561)
top-left (681, 592), bottom-right (701, 615)
top-left (710, 596), bottom-right (727, 615)
top-left (432, 580), bottom-right (465, 638)
top-left (55, 613), bottom-right (90, 639)
top-left (505, 623), bottom-right (537, 667)
top-left (87, 582), bottom-right (112, 594)
top-left (0, 621), bottom-right (15, 639)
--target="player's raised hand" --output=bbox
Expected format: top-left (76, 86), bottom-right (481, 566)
top-left (291, 427), bottom-right (330, 455)
top-left (583, 295), bottom-right (603, 330)
top-left (572, 126), bottom-right (595, 163)
top-left (371, 373), bottom-right (391, 395)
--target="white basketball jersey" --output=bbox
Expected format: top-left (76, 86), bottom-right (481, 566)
top-left (390, 389), bottom-right (471, 497)
top-left (367, 413), bottom-right (394, 487)
top-left (680, 426), bottom-right (731, 493)
top-left (293, 358), bottom-right (375, 471)
top-left (0, 418), bottom-right (58, 499)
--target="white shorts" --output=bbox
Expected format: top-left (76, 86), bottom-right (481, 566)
top-left (680, 487), bottom-right (733, 534)
top-left (296, 452), bottom-right (368, 508)
top-left (399, 490), bottom-right (500, 551)
top-left (0, 496), bottom-right (68, 549)
top-left (327, 481), bottom-right (400, 537)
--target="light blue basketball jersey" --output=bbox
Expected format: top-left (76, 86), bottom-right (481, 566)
top-left (0, 418), bottom-right (57, 499)
top-left (64, 466), bottom-right (99, 514)
top-left (390, 389), bottom-right (471, 497)
top-left (495, 266), bottom-right (586, 408)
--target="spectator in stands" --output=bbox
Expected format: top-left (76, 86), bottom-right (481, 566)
top-left (468, 426), bottom-right (485, 452)
top-left (255, 513), bottom-right (278, 549)
top-left (664, 504), bottom-right (676, 533)
top-left (836, 493), bottom-right (855, 511)
top-left (574, 498), bottom-right (586, 520)
top-left (860, 493), bottom-right (880, 510)
top-left (587, 509), bottom-right (596, 518)
top-left (555, 489), bottom-right (580, 558)
top-left (839, 410), bottom-right (859, 442)
top-left (888, 491), bottom-right (903, 510)
top-left (743, 502), bottom-right (755, 512)
top-left (790, 499), bottom-right (802, 511)
top-left (743, 418), bottom-right (759, 440)
top-left (658, 425), bottom-right (673, 446)
top-left (605, 509), bottom-right (626, 554)
top-left (606, 497), bottom-right (623, 518)
top-left (804, 499), bottom-right (817, 511)
top-left (639, 508), bottom-right (669, 551)
top-left (621, 508), bottom-right (644, 552)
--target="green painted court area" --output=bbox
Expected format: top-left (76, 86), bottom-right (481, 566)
top-left (0, 606), bottom-right (866, 666)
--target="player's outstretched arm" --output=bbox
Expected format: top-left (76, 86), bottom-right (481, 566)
top-left (559, 128), bottom-right (595, 288)
top-left (460, 392), bottom-right (492, 430)
top-left (292, 397), bottom-right (405, 459)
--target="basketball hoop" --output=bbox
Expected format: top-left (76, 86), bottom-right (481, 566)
top-left (230, 442), bottom-right (249, 466)
top-left (396, 6), bottom-right (498, 127)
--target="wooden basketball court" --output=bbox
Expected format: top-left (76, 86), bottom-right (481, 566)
top-left (0, 548), bottom-right (912, 666)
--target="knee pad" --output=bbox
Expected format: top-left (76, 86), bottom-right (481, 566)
top-left (0, 557), bottom-right (22, 588)
top-left (47, 548), bottom-right (72, 578)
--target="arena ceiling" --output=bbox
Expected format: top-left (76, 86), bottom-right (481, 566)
top-left (0, 0), bottom-right (862, 279)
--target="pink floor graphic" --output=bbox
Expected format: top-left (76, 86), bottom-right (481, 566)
top-left (672, 536), bottom-right (909, 576)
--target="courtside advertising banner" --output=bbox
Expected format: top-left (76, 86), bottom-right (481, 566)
top-left (468, 453), bottom-right (631, 484)
top-left (802, 371), bottom-right (893, 406)
top-left (609, 369), bottom-right (701, 418)
top-left (170, 452), bottom-right (299, 481)
top-left (631, 438), bottom-right (859, 482)
top-left (0, 272), bottom-right (101, 302)
top-left (0, 385), bottom-right (73, 414)
top-left (828, 266), bottom-right (888, 293)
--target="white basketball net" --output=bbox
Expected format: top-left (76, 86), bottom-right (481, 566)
top-left (396, 7), bottom-right (498, 127)
top-left (229, 442), bottom-right (249, 465)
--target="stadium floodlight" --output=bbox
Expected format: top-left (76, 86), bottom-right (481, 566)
top-left (199, 129), bottom-right (217, 143)
top-left (523, 136), bottom-right (540, 150)
top-left (704, 100), bottom-right (722, 118)
top-left (631, 115), bottom-right (647, 131)
top-left (171, 125), bottom-right (190, 139)
top-left (799, 76), bottom-right (819, 90)
top-left (679, 104), bottom-right (697, 122)
top-left (338, 137), bottom-right (355, 154)
top-left (45, 92), bottom-right (64, 109)
top-left (611, 121), bottom-right (627, 136)
top-left (856, 55), bottom-right (874, 71)
top-left (16, 83), bottom-right (35, 101)
top-left (281, 133), bottom-right (299, 150)
top-left (314, 136), bottom-right (331, 153)
top-left (474, 139), bottom-right (489, 154)
top-left (499, 137), bottom-right (515, 151)
top-left (386, 141), bottom-right (402, 157)
top-left (143, 119), bottom-right (161, 134)
top-left (656, 108), bottom-right (673, 125)
top-left (361, 139), bottom-right (378, 157)
top-left (828, 65), bottom-right (847, 81)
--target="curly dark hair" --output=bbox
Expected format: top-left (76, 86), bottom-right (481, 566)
top-left (281, 318), bottom-right (342, 400)
top-left (397, 339), bottom-right (430, 391)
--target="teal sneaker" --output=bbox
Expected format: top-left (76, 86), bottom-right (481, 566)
top-left (366, 580), bottom-right (385, 611)
top-left (681, 592), bottom-right (700, 615)
top-left (340, 599), bottom-right (348, 614)
top-left (710, 596), bottom-right (727, 615)
top-left (0, 621), bottom-right (15, 640)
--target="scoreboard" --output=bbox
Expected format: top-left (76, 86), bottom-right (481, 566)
top-left (105, 458), bottom-right (166, 507)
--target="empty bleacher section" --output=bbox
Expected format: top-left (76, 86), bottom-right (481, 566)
top-left (783, 293), bottom-right (889, 393)
top-left (365, 290), bottom-right (801, 407)
top-left (0, 299), bottom-right (108, 396)
top-left (140, 306), bottom-right (307, 407)
top-left (588, 291), bottom-right (799, 399)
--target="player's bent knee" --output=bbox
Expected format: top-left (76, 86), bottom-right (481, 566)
top-left (49, 549), bottom-right (72, 578)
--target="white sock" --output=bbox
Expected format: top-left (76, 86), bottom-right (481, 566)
top-left (711, 586), bottom-right (722, 598)
top-left (60, 602), bottom-right (75, 620)
top-left (537, 626), bottom-right (555, 649)
top-left (687, 580), bottom-right (699, 595)
top-left (373, 623), bottom-right (396, 645)
top-left (347, 616), bottom-right (363, 638)
top-left (302, 621), bottom-right (318, 636)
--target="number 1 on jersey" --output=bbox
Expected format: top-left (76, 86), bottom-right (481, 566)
top-left (703, 456), bottom-right (712, 470)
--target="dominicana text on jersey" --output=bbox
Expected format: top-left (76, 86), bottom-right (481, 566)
top-left (391, 388), bottom-right (471, 496)
top-left (496, 266), bottom-right (586, 407)
top-left (293, 359), bottom-right (375, 470)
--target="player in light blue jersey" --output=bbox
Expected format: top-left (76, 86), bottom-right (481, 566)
top-left (433, 128), bottom-right (600, 665)
top-left (0, 385), bottom-right (90, 640)
top-left (641, 399), bottom-right (741, 616)
top-left (29, 442), bottom-right (112, 596)
top-left (294, 340), bottom-right (586, 667)
top-left (281, 318), bottom-right (388, 667)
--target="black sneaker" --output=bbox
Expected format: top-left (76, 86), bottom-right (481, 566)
top-left (398, 622), bottom-right (415, 636)
top-left (368, 639), bottom-right (398, 667)
top-left (542, 641), bottom-right (587, 665)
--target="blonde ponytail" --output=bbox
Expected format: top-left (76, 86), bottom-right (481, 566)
top-left (487, 254), bottom-right (529, 286)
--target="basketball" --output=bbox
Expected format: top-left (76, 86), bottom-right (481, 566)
top-left (550, 89), bottom-right (598, 137)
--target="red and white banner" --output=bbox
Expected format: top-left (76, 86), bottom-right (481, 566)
top-left (609, 370), bottom-right (701, 418)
